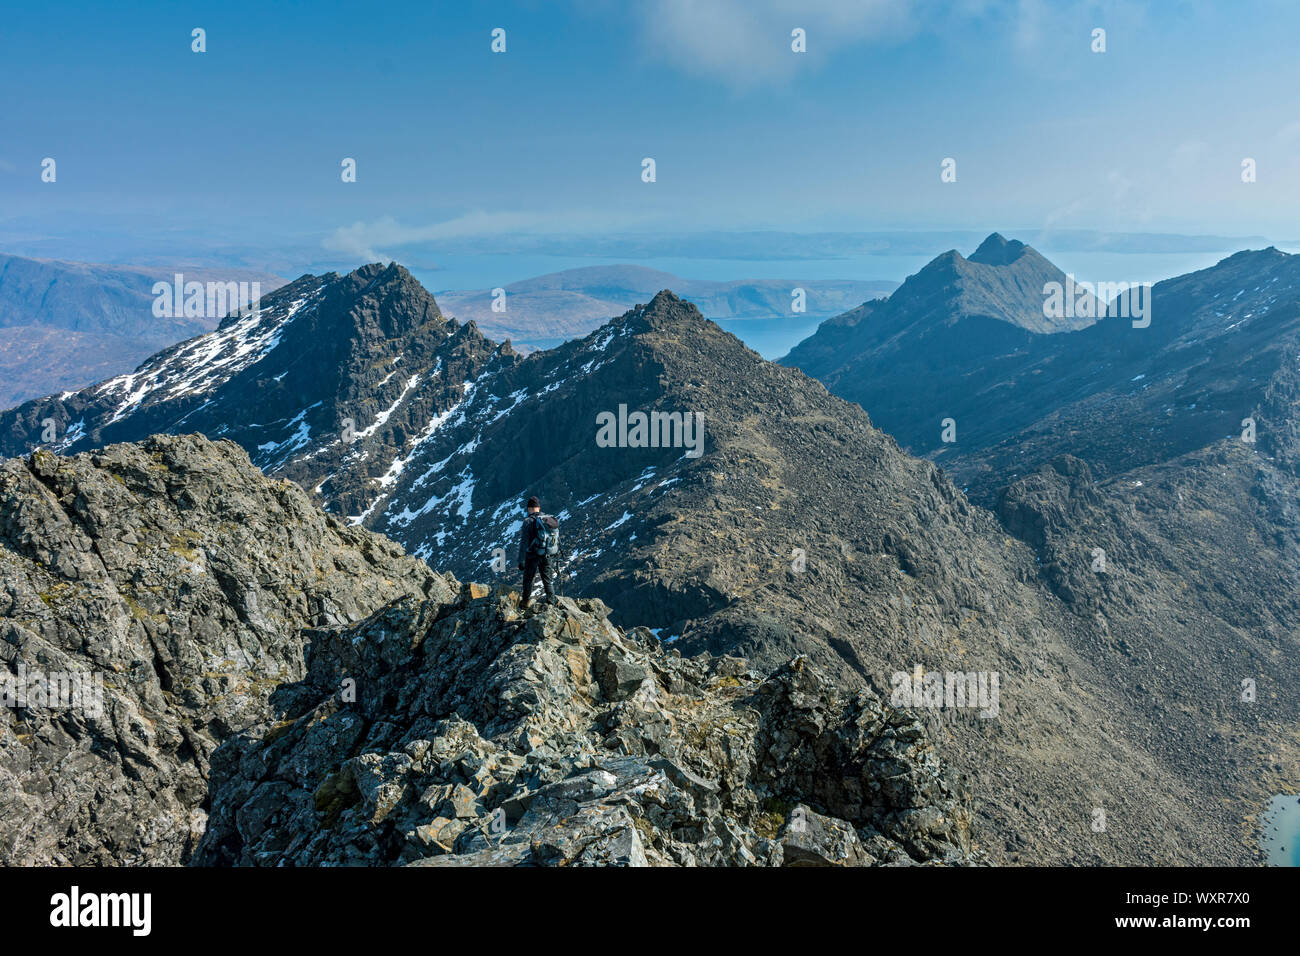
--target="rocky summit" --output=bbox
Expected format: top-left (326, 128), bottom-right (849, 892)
top-left (780, 232), bottom-right (1099, 459)
top-left (197, 589), bottom-right (971, 867)
top-left (1, 434), bottom-right (971, 867)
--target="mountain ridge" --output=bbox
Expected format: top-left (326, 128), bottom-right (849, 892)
top-left (0, 433), bottom-right (972, 867)
top-left (3, 260), bottom-right (1293, 864)
top-left (0, 262), bottom-right (510, 522)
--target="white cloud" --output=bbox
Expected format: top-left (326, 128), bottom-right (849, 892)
top-left (623, 0), bottom-right (1153, 86)
top-left (629, 0), bottom-right (916, 87)
top-left (322, 208), bottom-right (665, 260)
top-left (323, 212), bottom-right (553, 260)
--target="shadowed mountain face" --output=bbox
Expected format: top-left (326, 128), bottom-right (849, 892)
top-left (946, 247), bottom-right (1300, 499)
top-left (0, 263), bottom-right (507, 521)
top-left (783, 237), bottom-right (1300, 496)
top-left (0, 254), bottom-right (283, 409)
top-left (4, 263), bottom-right (1294, 865)
top-left (782, 238), bottom-right (1300, 864)
top-left (780, 233), bottom-right (1096, 458)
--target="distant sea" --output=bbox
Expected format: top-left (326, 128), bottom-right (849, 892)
top-left (413, 246), bottom-right (1300, 360)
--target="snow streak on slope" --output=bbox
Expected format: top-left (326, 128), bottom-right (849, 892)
top-left (92, 287), bottom-right (325, 426)
top-left (363, 319), bottom-right (690, 582)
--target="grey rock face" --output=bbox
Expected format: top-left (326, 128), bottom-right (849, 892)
top-left (196, 589), bottom-right (973, 867)
top-left (781, 804), bottom-right (872, 866)
top-left (0, 434), bottom-right (450, 864)
top-left (1, 433), bottom-right (971, 867)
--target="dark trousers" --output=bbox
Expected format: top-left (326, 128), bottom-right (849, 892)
top-left (521, 553), bottom-right (554, 605)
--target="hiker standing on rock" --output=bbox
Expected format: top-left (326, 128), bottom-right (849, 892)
top-left (517, 495), bottom-right (560, 609)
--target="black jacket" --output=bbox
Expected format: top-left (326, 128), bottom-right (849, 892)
top-left (517, 512), bottom-right (556, 566)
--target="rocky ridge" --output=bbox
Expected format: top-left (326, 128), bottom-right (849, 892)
top-left (197, 588), bottom-right (972, 867)
top-left (0, 434), bottom-right (449, 864)
top-left (1, 434), bottom-right (971, 867)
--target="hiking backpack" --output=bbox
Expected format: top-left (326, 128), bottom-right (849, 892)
top-left (531, 513), bottom-right (560, 557)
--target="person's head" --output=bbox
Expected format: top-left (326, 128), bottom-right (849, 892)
top-left (525, 495), bottom-right (540, 513)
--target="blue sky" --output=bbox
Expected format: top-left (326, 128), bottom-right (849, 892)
top-left (3, 0), bottom-right (1299, 273)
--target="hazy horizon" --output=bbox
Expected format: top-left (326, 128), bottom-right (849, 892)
top-left (5, 0), bottom-right (1299, 280)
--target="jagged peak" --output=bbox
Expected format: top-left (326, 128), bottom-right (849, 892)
top-left (633, 289), bottom-right (709, 328)
top-left (558, 289), bottom-right (716, 346)
top-left (276, 261), bottom-right (448, 347)
top-left (645, 288), bottom-right (690, 312)
top-left (339, 260), bottom-right (433, 299)
top-left (968, 232), bottom-right (1030, 266)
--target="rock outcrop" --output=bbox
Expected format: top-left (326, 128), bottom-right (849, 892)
top-left (197, 588), bottom-right (972, 867)
top-left (1, 434), bottom-right (971, 867)
top-left (0, 434), bottom-right (450, 864)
